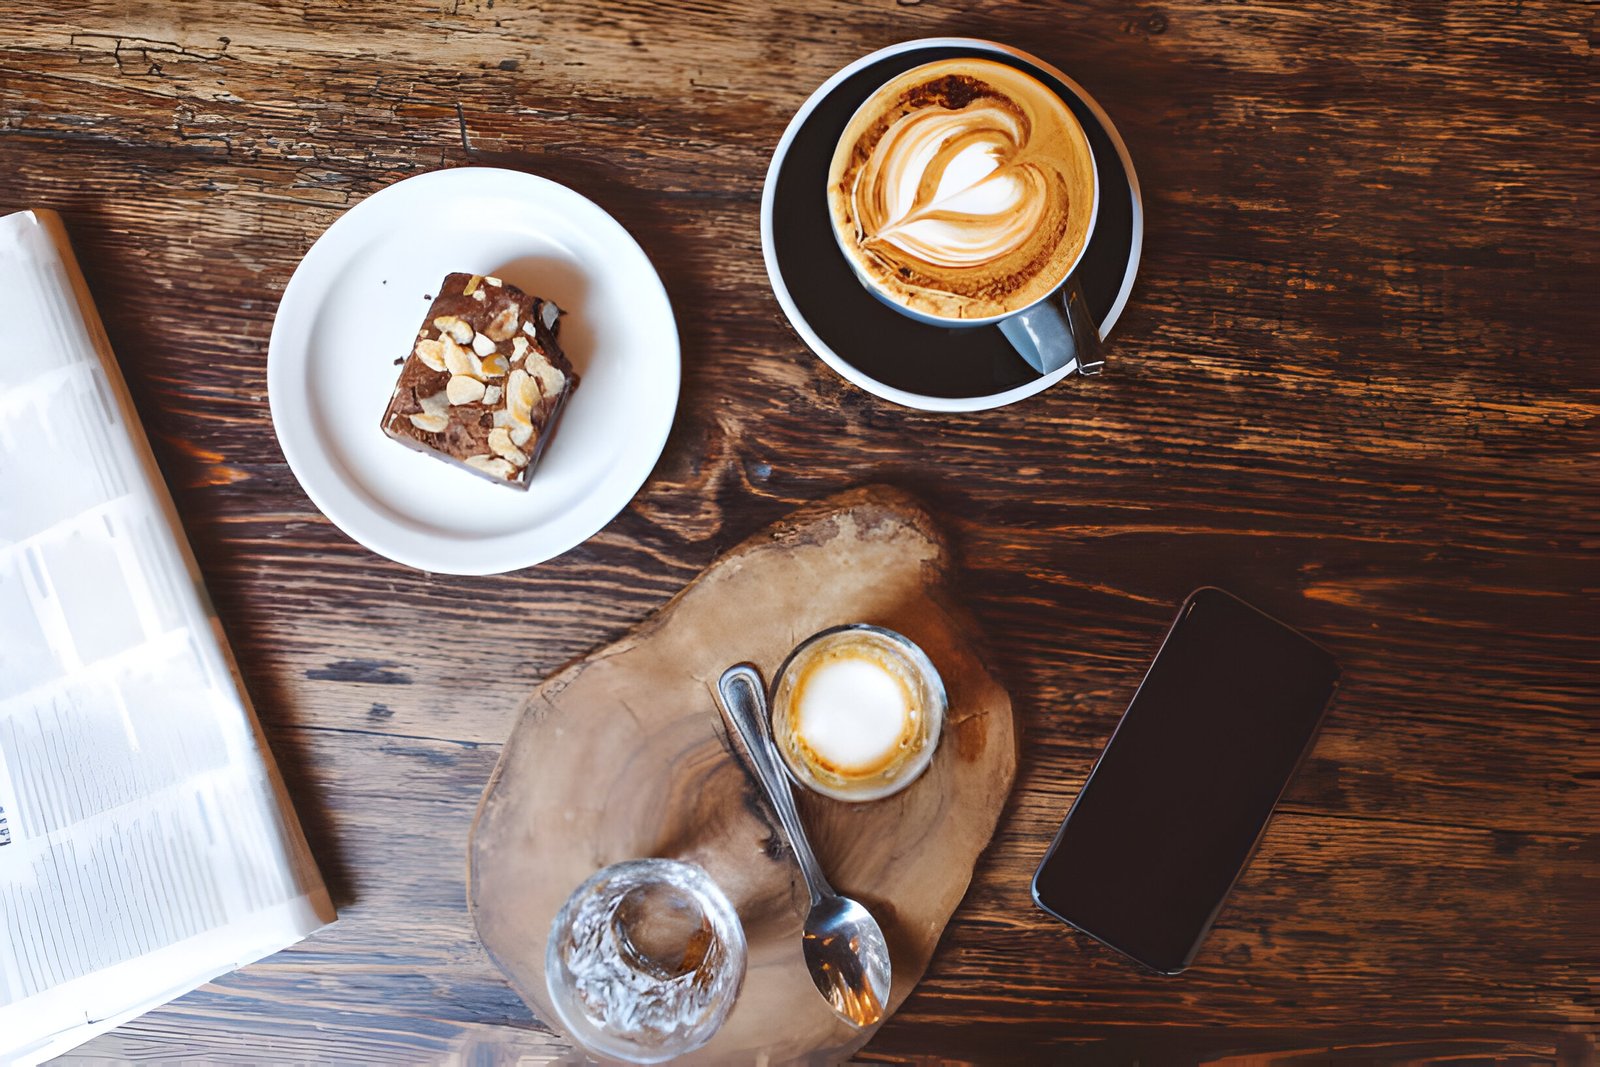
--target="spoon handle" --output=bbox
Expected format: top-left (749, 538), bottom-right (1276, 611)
top-left (716, 664), bottom-right (833, 905)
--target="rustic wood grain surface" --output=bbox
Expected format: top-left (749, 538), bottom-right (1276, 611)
top-left (2, 1), bottom-right (1595, 1063)
top-left (470, 488), bottom-right (1018, 1064)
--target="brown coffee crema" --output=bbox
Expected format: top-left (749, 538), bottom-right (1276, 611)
top-left (828, 59), bottom-right (1096, 320)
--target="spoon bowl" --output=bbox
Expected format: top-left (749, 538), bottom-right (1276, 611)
top-left (716, 664), bottom-right (893, 1028)
top-left (803, 895), bottom-right (891, 1027)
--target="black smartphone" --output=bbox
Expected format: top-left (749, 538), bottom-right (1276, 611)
top-left (1032, 587), bottom-right (1340, 974)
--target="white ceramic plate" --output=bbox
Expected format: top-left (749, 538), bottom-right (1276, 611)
top-left (268, 168), bottom-right (679, 574)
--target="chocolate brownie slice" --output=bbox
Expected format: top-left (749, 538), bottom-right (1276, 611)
top-left (380, 272), bottom-right (578, 489)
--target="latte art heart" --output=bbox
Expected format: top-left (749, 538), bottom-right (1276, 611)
top-left (858, 101), bottom-right (1051, 270)
top-left (828, 59), bottom-right (1097, 321)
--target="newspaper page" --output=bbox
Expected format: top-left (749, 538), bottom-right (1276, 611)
top-left (0, 209), bottom-right (334, 1065)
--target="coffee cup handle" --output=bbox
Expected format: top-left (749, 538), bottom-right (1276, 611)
top-left (997, 275), bottom-right (1106, 377)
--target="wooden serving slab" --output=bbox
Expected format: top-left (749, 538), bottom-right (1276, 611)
top-left (468, 486), bottom-right (1017, 1064)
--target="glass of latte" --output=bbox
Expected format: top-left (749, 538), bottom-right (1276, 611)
top-left (827, 57), bottom-right (1103, 376)
top-left (770, 624), bottom-right (946, 802)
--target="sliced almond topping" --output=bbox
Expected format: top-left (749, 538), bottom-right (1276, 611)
top-left (462, 274), bottom-right (483, 296)
top-left (482, 385), bottom-right (503, 406)
top-left (521, 320), bottom-right (537, 338)
top-left (441, 335), bottom-right (482, 379)
top-left (471, 332), bottom-right (497, 357)
top-left (480, 353), bottom-right (509, 377)
top-left (413, 338), bottom-right (446, 372)
top-left (465, 454), bottom-right (515, 479)
top-left (484, 275), bottom-right (503, 287)
top-left (417, 390), bottom-right (451, 417)
top-left (505, 368), bottom-right (532, 425)
top-left (510, 423), bottom-right (534, 448)
top-left (541, 300), bottom-right (561, 331)
top-left (446, 375), bottom-right (486, 405)
top-left (517, 370), bottom-right (540, 411)
top-left (484, 304), bottom-right (520, 341)
top-left (488, 427), bottom-right (528, 467)
top-left (434, 315), bottom-right (474, 344)
top-left (528, 353), bottom-right (566, 399)
top-left (408, 412), bottom-right (449, 433)
top-left (510, 336), bottom-right (530, 363)
top-left (491, 408), bottom-right (513, 429)
top-left (471, 288), bottom-right (487, 302)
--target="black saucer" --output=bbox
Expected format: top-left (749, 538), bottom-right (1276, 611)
top-left (764, 43), bottom-right (1142, 406)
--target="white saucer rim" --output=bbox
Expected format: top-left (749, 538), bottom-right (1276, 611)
top-left (267, 166), bottom-right (681, 574)
top-left (759, 37), bottom-right (1145, 413)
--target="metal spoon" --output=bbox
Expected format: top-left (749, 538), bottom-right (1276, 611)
top-left (716, 664), bottom-right (891, 1028)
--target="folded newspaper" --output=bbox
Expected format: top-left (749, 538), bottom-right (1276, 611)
top-left (0, 209), bottom-right (334, 1064)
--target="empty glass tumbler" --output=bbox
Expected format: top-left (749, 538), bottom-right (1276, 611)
top-left (545, 859), bottom-right (747, 1063)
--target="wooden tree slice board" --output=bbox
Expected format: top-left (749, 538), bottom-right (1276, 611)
top-left (468, 486), bottom-right (1018, 1064)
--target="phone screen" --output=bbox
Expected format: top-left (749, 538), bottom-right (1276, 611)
top-left (1032, 587), bottom-right (1340, 974)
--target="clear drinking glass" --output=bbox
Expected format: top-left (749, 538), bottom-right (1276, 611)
top-left (545, 859), bottom-right (747, 1063)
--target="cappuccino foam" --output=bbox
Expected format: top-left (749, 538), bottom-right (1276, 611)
top-left (771, 626), bottom-right (942, 801)
top-left (790, 649), bottom-right (918, 776)
top-left (828, 58), bottom-right (1096, 320)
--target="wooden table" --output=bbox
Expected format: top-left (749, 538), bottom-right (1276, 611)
top-left (3, 2), bottom-right (1595, 1062)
